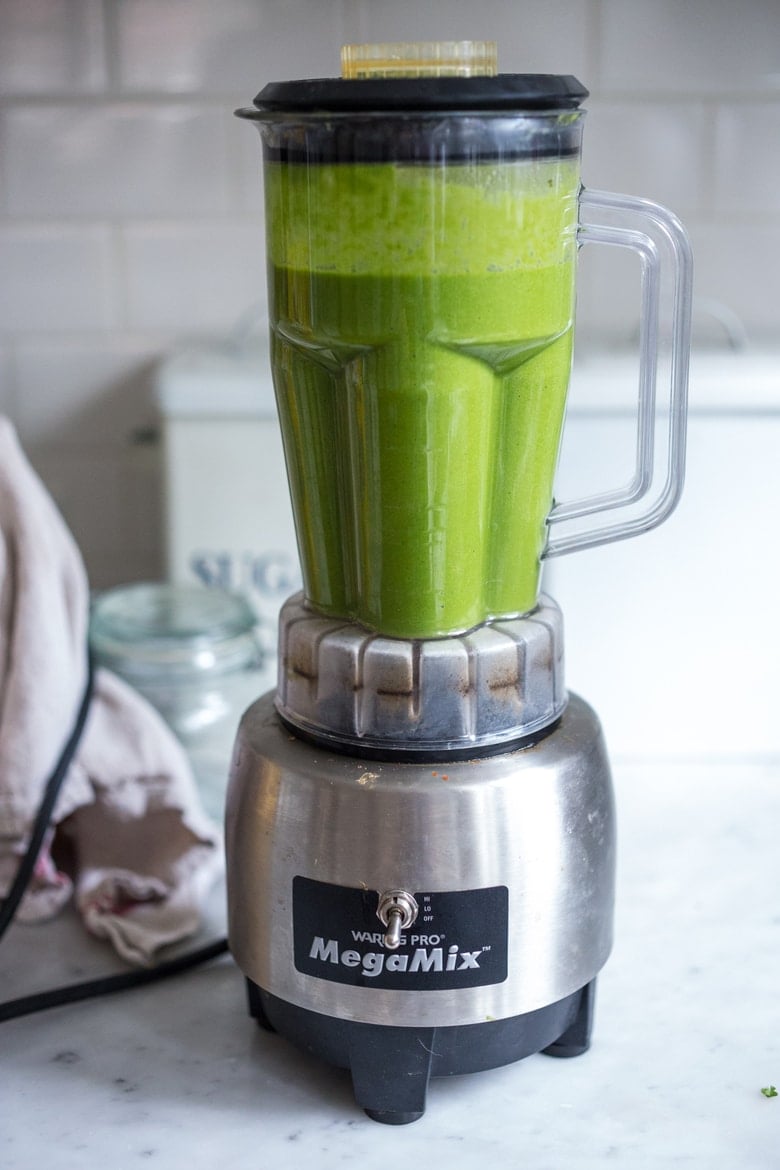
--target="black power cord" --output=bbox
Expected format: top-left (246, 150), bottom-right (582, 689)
top-left (0, 650), bottom-right (229, 1023)
top-left (0, 652), bottom-right (96, 943)
top-left (0, 938), bottom-right (230, 1023)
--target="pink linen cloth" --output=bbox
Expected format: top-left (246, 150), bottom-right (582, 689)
top-left (0, 417), bottom-right (222, 965)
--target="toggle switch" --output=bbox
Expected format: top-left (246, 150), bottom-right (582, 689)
top-left (376, 889), bottom-right (419, 950)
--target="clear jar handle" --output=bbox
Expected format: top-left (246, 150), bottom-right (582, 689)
top-left (543, 187), bottom-right (694, 560)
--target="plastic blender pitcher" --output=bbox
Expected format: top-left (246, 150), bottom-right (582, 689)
top-left (238, 44), bottom-right (692, 640)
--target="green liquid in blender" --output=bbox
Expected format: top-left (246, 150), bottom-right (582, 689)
top-left (266, 157), bottom-right (579, 639)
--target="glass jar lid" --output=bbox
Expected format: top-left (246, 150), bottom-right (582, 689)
top-left (89, 583), bottom-right (261, 681)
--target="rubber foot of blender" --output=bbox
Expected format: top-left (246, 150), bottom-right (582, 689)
top-left (364, 1110), bottom-right (425, 1126)
top-left (347, 1023), bottom-right (433, 1122)
top-left (541, 979), bottom-right (596, 1058)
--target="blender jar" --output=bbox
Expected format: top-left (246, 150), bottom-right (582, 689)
top-left (239, 45), bottom-right (691, 641)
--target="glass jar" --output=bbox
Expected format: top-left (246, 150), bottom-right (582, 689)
top-left (89, 583), bottom-right (271, 821)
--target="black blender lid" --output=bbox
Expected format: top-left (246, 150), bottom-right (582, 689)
top-left (243, 74), bottom-right (588, 116)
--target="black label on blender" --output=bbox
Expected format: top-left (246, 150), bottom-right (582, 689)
top-left (292, 877), bottom-right (508, 990)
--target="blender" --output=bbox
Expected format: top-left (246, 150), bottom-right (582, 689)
top-left (226, 42), bottom-right (692, 1124)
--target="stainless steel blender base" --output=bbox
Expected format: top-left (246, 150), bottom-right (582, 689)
top-left (225, 690), bottom-right (615, 1120)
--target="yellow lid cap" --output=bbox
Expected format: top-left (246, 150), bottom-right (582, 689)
top-left (340, 41), bottom-right (498, 79)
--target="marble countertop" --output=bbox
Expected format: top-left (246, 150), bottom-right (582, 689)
top-left (2, 760), bottom-right (779, 1168)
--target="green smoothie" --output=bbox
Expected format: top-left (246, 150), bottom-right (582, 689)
top-left (265, 156), bottom-right (579, 639)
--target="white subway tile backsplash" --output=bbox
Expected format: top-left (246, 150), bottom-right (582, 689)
top-left (714, 103), bottom-right (780, 215)
top-left (359, 0), bottom-right (592, 77)
top-left (0, 345), bottom-right (12, 416)
top-left (30, 439), bottom-right (164, 593)
top-left (4, 104), bottom-right (233, 218)
top-left (231, 106), bottom-right (268, 215)
top-left (572, 236), bottom-right (643, 343)
top-left (27, 446), bottom-right (124, 559)
top-left (0, 0), bottom-right (107, 95)
top-left (0, 0), bottom-right (777, 597)
top-left (85, 550), bottom-right (161, 591)
top-left (581, 99), bottom-right (707, 214)
top-left (576, 211), bottom-right (780, 345)
top-left (117, 0), bottom-right (349, 93)
top-left (0, 224), bottom-right (116, 331)
top-left (689, 221), bottom-right (780, 341)
top-left (12, 336), bottom-right (170, 447)
top-left (122, 221), bottom-right (265, 331)
top-left (598, 0), bottom-right (780, 95)
top-left (116, 442), bottom-right (165, 571)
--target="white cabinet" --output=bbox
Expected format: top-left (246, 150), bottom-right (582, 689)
top-left (155, 340), bottom-right (300, 640)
